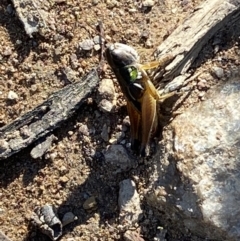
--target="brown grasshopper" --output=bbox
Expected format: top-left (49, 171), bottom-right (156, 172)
top-left (106, 43), bottom-right (174, 156)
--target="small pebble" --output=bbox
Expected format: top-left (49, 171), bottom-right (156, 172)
top-left (16, 39), bottom-right (22, 45)
top-left (78, 124), bottom-right (89, 136)
top-left (101, 124), bottom-right (109, 142)
top-left (212, 66), bottom-right (224, 79)
top-left (94, 44), bottom-right (101, 51)
top-left (106, 0), bottom-right (118, 8)
top-left (99, 99), bottom-right (115, 113)
top-left (145, 39), bottom-right (153, 48)
top-left (6, 4), bottom-right (13, 14)
top-left (7, 90), bottom-right (18, 100)
top-left (68, 131), bottom-right (74, 136)
top-left (93, 35), bottom-right (102, 44)
top-left (31, 84), bottom-right (38, 93)
top-left (83, 196), bottom-right (97, 210)
top-left (142, 0), bottom-right (155, 7)
top-left (104, 145), bottom-right (135, 171)
top-left (79, 39), bottom-right (94, 51)
top-left (59, 176), bottom-right (69, 183)
top-left (98, 78), bottom-right (115, 100)
top-left (92, 0), bottom-right (99, 5)
top-left (2, 47), bottom-right (12, 56)
top-left (109, 137), bottom-right (117, 144)
top-left (62, 212), bottom-right (78, 226)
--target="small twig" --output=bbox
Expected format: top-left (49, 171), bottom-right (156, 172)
top-left (97, 21), bottom-right (106, 75)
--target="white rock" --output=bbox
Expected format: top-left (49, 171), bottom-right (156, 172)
top-left (212, 66), bottom-right (224, 79)
top-left (94, 44), bottom-right (101, 51)
top-left (118, 179), bottom-right (142, 227)
top-left (7, 90), bottom-right (18, 100)
top-left (142, 0), bottom-right (155, 7)
top-left (79, 39), bottom-right (94, 51)
top-left (98, 78), bottom-right (115, 100)
top-left (98, 78), bottom-right (116, 112)
top-left (146, 77), bottom-right (240, 240)
top-left (104, 145), bottom-right (135, 171)
top-left (99, 99), bottom-right (115, 113)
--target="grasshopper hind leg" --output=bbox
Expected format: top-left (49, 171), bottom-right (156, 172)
top-left (127, 101), bottom-right (141, 153)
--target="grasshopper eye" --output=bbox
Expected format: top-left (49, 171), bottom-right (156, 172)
top-left (127, 66), bottom-right (142, 82)
top-left (127, 66), bottom-right (138, 82)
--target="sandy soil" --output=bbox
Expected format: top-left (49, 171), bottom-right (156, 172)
top-left (0, 0), bottom-right (240, 240)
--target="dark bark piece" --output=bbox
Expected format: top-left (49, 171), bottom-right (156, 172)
top-left (153, 0), bottom-right (240, 87)
top-left (0, 69), bottom-right (99, 161)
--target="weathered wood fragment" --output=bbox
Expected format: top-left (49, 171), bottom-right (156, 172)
top-left (0, 69), bottom-right (99, 161)
top-left (30, 134), bottom-right (56, 159)
top-left (153, 0), bottom-right (240, 91)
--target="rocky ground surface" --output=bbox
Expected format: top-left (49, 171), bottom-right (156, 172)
top-left (0, 0), bottom-right (240, 240)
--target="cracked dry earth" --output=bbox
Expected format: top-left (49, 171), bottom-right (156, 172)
top-left (1, 0), bottom-right (240, 240)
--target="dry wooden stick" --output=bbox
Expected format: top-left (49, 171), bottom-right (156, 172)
top-left (0, 69), bottom-right (99, 161)
top-left (97, 20), bottom-right (106, 75)
top-left (153, 0), bottom-right (240, 90)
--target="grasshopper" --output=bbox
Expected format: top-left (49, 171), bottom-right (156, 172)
top-left (106, 43), bottom-right (174, 156)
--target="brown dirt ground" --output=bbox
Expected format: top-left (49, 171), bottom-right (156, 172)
top-left (0, 0), bottom-right (240, 240)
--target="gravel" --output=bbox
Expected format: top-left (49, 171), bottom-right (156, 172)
top-left (1, 0), bottom-right (239, 240)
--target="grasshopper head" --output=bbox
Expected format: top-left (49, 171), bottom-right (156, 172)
top-left (106, 43), bottom-right (144, 111)
top-left (106, 43), bottom-right (139, 69)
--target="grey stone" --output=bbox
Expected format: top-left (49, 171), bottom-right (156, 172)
top-left (12, 0), bottom-right (51, 37)
top-left (31, 205), bottom-right (62, 240)
top-left (79, 39), bottom-right (94, 51)
top-left (78, 124), bottom-right (89, 136)
top-left (212, 66), bottom-right (224, 79)
top-left (83, 196), bottom-right (97, 210)
top-left (2, 47), bottom-right (12, 56)
top-left (98, 78), bottom-right (115, 101)
top-left (104, 145), bottom-right (135, 171)
top-left (98, 78), bottom-right (116, 112)
top-left (6, 4), bottom-right (14, 15)
top-left (146, 77), bottom-right (240, 241)
top-left (101, 124), bottom-right (109, 142)
top-left (93, 35), bottom-right (102, 44)
top-left (30, 135), bottom-right (56, 159)
top-left (98, 99), bottom-right (115, 113)
top-left (118, 179), bottom-right (142, 228)
top-left (62, 212), bottom-right (78, 226)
